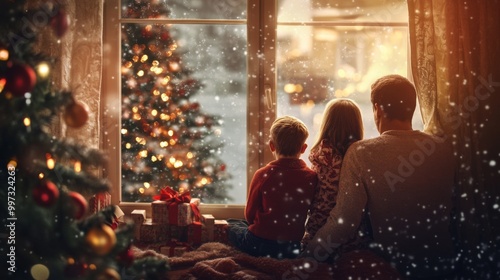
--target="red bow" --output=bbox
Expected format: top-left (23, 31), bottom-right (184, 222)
top-left (153, 186), bottom-right (191, 204)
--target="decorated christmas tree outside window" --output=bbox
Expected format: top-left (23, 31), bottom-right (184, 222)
top-left (121, 0), bottom-right (232, 203)
top-left (0, 1), bottom-right (167, 279)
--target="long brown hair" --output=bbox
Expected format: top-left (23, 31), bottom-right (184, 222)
top-left (311, 98), bottom-right (363, 156)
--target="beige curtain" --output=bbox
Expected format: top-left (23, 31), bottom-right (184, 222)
top-left (35, 0), bottom-right (103, 148)
top-left (408, 0), bottom-right (500, 275)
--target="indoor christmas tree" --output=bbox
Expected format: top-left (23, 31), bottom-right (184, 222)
top-left (0, 1), bottom-right (167, 279)
top-left (121, 0), bottom-right (232, 203)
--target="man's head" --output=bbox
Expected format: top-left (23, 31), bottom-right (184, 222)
top-left (371, 74), bottom-right (417, 122)
top-left (270, 116), bottom-right (308, 157)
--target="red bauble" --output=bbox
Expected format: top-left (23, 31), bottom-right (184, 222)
top-left (33, 180), bottom-right (59, 207)
top-left (220, 164), bottom-right (226, 172)
top-left (67, 191), bottom-right (88, 220)
top-left (117, 247), bottom-right (135, 267)
top-left (5, 63), bottom-right (37, 96)
top-left (51, 9), bottom-right (70, 38)
top-left (64, 100), bottom-right (89, 128)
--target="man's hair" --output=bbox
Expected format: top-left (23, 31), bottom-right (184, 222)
top-left (270, 116), bottom-right (309, 156)
top-left (371, 74), bottom-right (417, 121)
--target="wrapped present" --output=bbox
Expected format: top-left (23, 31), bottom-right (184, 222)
top-left (89, 192), bottom-right (111, 213)
top-left (159, 241), bottom-right (191, 257)
top-left (214, 219), bottom-right (229, 244)
top-left (139, 218), bottom-right (170, 242)
top-left (130, 209), bottom-right (146, 240)
top-left (152, 187), bottom-right (201, 226)
top-left (187, 221), bottom-right (203, 245)
top-left (171, 224), bottom-right (188, 242)
top-left (202, 214), bottom-right (215, 241)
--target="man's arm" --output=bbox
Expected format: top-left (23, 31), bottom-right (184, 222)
top-left (301, 147), bottom-right (368, 260)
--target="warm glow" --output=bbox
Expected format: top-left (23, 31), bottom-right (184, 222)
top-left (161, 93), bottom-right (169, 102)
top-left (139, 150), bottom-right (148, 157)
top-left (36, 62), bottom-right (50, 78)
top-left (0, 48), bottom-right (8, 61)
top-left (153, 89), bottom-right (160, 96)
top-left (169, 139), bottom-right (176, 146)
top-left (160, 76), bottom-right (170, 86)
top-left (168, 130), bottom-right (174, 136)
top-left (284, 83), bottom-right (295, 93)
top-left (74, 161), bottom-right (81, 173)
top-left (23, 117), bottom-right (31, 126)
top-left (151, 155), bottom-right (158, 162)
top-left (144, 182), bottom-right (150, 189)
top-left (151, 109), bottom-right (158, 116)
top-left (47, 158), bottom-right (55, 170)
top-left (137, 70), bottom-right (144, 77)
top-left (139, 187), bottom-right (145, 194)
top-left (125, 143), bottom-right (131, 149)
top-left (121, 128), bottom-right (128, 134)
top-left (174, 160), bottom-right (183, 168)
top-left (38, 173), bottom-right (44, 179)
top-left (169, 157), bottom-right (176, 164)
top-left (140, 54), bottom-right (148, 63)
top-left (187, 152), bottom-right (193, 159)
top-left (160, 141), bottom-right (168, 148)
top-left (7, 160), bottom-right (17, 169)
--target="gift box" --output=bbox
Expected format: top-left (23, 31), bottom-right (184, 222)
top-left (214, 219), bottom-right (229, 244)
top-left (130, 209), bottom-right (146, 240)
top-left (89, 192), bottom-right (111, 213)
top-left (202, 214), bottom-right (215, 241)
top-left (139, 218), bottom-right (170, 243)
top-left (160, 241), bottom-right (191, 257)
top-left (187, 221), bottom-right (204, 245)
top-left (170, 224), bottom-right (188, 242)
top-left (152, 187), bottom-right (201, 226)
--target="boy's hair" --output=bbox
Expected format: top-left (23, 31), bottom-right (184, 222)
top-left (270, 116), bottom-right (309, 156)
top-left (311, 98), bottom-right (363, 156)
top-left (371, 74), bottom-right (416, 121)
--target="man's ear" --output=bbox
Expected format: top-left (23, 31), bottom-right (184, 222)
top-left (374, 103), bottom-right (383, 119)
top-left (300, 143), bottom-right (307, 154)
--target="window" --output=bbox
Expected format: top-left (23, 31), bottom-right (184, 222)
top-left (102, 0), bottom-right (415, 217)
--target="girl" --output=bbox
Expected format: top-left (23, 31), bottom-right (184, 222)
top-left (302, 98), bottom-right (364, 247)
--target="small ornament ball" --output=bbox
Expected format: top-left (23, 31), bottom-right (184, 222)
top-left (64, 100), bottom-right (89, 128)
top-left (5, 62), bottom-right (37, 96)
top-left (51, 9), bottom-right (70, 37)
top-left (33, 180), bottom-right (59, 207)
top-left (30, 264), bottom-right (50, 280)
top-left (85, 224), bottom-right (117, 256)
top-left (67, 191), bottom-right (88, 220)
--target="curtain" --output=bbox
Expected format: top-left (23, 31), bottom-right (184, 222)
top-left (36, 0), bottom-right (103, 148)
top-left (408, 0), bottom-right (500, 276)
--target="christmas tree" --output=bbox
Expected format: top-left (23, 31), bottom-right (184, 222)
top-left (121, 0), bottom-right (232, 203)
top-left (0, 1), bottom-right (167, 279)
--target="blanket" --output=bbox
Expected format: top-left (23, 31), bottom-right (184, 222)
top-left (133, 242), bottom-right (402, 279)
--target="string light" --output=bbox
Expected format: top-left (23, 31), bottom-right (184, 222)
top-left (23, 117), bottom-right (31, 126)
top-left (46, 154), bottom-right (55, 170)
top-left (36, 62), bottom-right (50, 78)
top-left (74, 161), bottom-right (81, 173)
top-left (0, 47), bottom-right (8, 60)
top-left (143, 182), bottom-right (150, 189)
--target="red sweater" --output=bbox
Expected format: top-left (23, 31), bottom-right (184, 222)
top-left (245, 158), bottom-right (317, 241)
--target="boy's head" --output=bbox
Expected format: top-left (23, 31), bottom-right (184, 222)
top-left (269, 116), bottom-right (309, 157)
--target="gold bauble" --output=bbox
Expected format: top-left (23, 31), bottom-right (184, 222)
top-left (85, 224), bottom-right (116, 256)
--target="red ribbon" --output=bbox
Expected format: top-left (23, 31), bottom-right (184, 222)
top-left (153, 186), bottom-right (201, 225)
top-left (188, 221), bottom-right (202, 245)
top-left (153, 186), bottom-right (191, 204)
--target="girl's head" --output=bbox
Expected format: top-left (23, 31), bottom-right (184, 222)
top-left (312, 98), bottom-right (363, 156)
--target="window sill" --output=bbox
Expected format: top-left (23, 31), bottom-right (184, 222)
top-left (118, 202), bottom-right (245, 220)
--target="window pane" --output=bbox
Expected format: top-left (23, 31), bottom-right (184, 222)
top-left (277, 2), bottom-right (418, 165)
top-left (122, 0), bottom-right (247, 19)
top-left (278, 0), bottom-right (408, 23)
top-left (121, 21), bottom-right (247, 203)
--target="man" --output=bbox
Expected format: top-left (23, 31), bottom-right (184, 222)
top-left (301, 75), bottom-right (456, 279)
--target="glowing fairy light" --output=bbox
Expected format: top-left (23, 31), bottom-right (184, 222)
top-left (0, 47), bottom-right (8, 60)
top-left (174, 160), bottom-right (183, 168)
top-left (74, 161), bottom-right (81, 173)
top-left (161, 93), bottom-right (169, 102)
top-left (125, 143), bottom-right (131, 149)
top-left (151, 109), bottom-right (158, 116)
top-left (121, 128), bottom-right (128, 134)
top-left (36, 62), bottom-right (50, 78)
top-left (167, 130), bottom-right (174, 136)
top-left (151, 155), bottom-right (157, 162)
top-left (160, 141), bottom-right (168, 148)
top-left (187, 152), bottom-right (193, 159)
top-left (46, 154), bottom-right (55, 170)
top-left (143, 182), bottom-right (150, 189)
top-left (23, 117), bottom-right (31, 126)
top-left (139, 188), bottom-right (145, 194)
top-left (169, 157), bottom-right (176, 164)
top-left (139, 150), bottom-right (148, 158)
top-left (140, 54), bottom-right (148, 63)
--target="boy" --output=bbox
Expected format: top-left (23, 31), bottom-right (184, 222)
top-left (228, 116), bottom-right (317, 259)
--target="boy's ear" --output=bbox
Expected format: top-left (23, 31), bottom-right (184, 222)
top-left (269, 140), bottom-right (276, 152)
top-left (300, 143), bottom-right (307, 154)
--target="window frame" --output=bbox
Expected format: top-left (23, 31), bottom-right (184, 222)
top-left (101, 0), bottom-right (409, 218)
